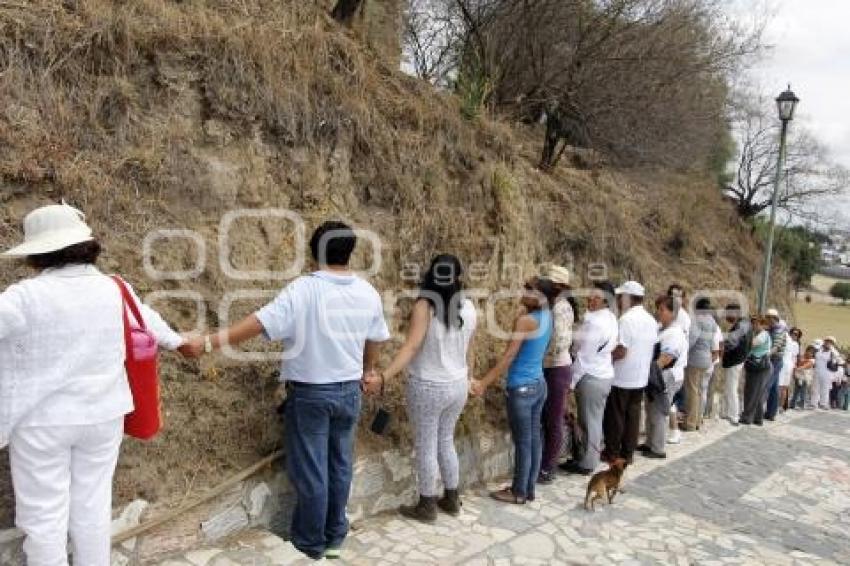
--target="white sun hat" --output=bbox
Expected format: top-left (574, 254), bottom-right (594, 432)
top-left (2, 203), bottom-right (94, 257)
top-left (543, 264), bottom-right (571, 285)
top-left (615, 280), bottom-right (645, 297)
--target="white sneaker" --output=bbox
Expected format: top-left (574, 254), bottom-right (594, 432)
top-left (667, 429), bottom-right (682, 444)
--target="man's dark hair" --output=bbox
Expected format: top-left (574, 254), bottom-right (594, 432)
top-left (26, 240), bottom-right (102, 270)
top-left (667, 283), bottom-right (684, 296)
top-left (310, 220), bottom-right (356, 266)
top-left (695, 297), bottom-right (712, 310)
top-left (594, 280), bottom-right (616, 306)
top-left (655, 295), bottom-right (676, 312)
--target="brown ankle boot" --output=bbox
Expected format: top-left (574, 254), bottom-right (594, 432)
top-left (437, 489), bottom-right (461, 516)
top-left (399, 496), bottom-right (438, 523)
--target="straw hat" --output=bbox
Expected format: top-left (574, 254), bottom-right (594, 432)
top-left (2, 203), bottom-right (93, 257)
top-left (825, 336), bottom-right (837, 344)
top-left (543, 264), bottom-right (571, 285)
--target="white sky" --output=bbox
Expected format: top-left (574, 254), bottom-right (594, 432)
top-left (745, 0), bottom-right (850, 169)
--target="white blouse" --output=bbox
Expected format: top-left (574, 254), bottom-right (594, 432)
top-left (544, 296), bottom-right (574, 369)
top-left (0, 264), bottom-right (183, 446)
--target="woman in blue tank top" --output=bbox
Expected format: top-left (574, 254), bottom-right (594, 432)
top-left (471, 277), bottom-right (554, 504)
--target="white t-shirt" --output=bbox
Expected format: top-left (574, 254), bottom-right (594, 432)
top-left (572, 308), bottom-right (619, 382)
top-left (613, 306), bottom-right (659, 389)
top-left (710, 325), bottom-right (723, 370)
top-left (674, 307), bottom-right (691, 341)
top-left (659, 324), bottom-right (688, 383)
top-left (408, 298), bottom-right (476, 383)
top-left (256, 271), bottom-right (391, 384)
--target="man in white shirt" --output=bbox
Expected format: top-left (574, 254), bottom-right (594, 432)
top-left (812, 337), bottom-right (837, 410)
top-left (642, 295), bottom-right (688, 458)
top-left (666, 283), bottom-right (689, 443)
top-left (188, 221), bottom-right (390, 560)
top-left (560, 281), bottom-right (619, 476)
top-left (602, 281), bottom-right (658, 464)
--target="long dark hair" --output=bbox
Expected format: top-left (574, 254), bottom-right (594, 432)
top-left (419, 254), bottom-right (465, 328)
top-left (26, 240), bottom-right (102, 270)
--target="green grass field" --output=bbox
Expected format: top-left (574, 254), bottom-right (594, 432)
top-left (794, 300), bottom-right (850, 347)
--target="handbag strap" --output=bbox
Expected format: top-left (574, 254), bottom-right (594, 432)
top-left (111, 276), bottom-right (146, 363)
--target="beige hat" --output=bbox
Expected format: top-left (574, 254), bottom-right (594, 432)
top-left (543, 264), bottom-right (571, 285)
top-left (2, 203), bottom-right (94, 257)
top-left (765, 308), bottom-right (780, 318)
top-left (825, 336), bottom-right (837, 344)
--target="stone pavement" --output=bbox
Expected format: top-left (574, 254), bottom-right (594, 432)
top-left (152, 409), bottom-right (850, 565)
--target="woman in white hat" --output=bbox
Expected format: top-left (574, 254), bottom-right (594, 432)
top-left (0, 203), bottom-right (189, 566)
top-left (538, 264), bottom-right (576, 483)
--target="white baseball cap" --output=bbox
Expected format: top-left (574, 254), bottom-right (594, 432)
top-left (2, 203), bottom-right (94, 257)
top-left (765, 308), bottom-right (780, 318)
top-left (615, 281), bottom-right (645, 297)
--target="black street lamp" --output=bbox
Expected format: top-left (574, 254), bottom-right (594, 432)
top-left (758, 85), bottom-right (800, 313)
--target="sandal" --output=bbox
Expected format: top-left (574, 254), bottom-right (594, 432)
top-left (489, 487), bottom-right (526, 505)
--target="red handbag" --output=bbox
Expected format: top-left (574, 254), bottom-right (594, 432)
top-left (112, 276), bottom-right (162, 440)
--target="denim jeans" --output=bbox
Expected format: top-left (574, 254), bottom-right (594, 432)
top-left (506, 379), bottom-right (547, 499)
top-left (790, 379), bottom-right (808, 409)
top-left (765, 358), bottom-right (784, 419)
top-left (285, 381), bottom-right (362, 558)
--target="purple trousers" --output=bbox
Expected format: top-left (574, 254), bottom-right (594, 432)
top-left (541, 365), bottom-right (572, 472)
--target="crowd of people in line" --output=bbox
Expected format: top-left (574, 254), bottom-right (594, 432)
top-left (1, 205), bottom-right (849, 565)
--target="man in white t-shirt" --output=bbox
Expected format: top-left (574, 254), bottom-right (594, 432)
top-left (642, 295), bottom-right (688, 458)
top-left (186, 221), bottom-right (390, 560)
top-left (603, 281), bottom-right (658, 464)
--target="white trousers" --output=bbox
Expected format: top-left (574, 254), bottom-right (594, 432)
top-left (9, 418), bottom-right (123, 566)
top-left (721, 364), bottom-right (743, 423)
top-left (810, 375), bottom-right (832, 409)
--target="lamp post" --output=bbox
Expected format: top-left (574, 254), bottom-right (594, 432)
top-left (758, 85), bottom-right (800, 314)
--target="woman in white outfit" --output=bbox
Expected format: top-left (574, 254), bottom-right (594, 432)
top-left (0, 204), bottom-right (188, 566)
top-left (812, 337), bottom-right (838, 410)
top-left (381, 254), bottom-right (476, 522)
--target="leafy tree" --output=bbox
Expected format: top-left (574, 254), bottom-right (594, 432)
top-left (753, 220), bottom-right (822, 290)
top-left (830, 282), bottom-right (850, 305)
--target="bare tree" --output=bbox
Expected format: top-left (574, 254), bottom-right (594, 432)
top-left (727, 94), bottom-right (848, 219)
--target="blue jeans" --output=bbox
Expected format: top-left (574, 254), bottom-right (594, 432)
top-left (506, 379), bottom-right (547, 499)
top-left (839, 383), bottom-right (850, 410)
top-left (765, 358), bottom-right (784, 419)
top-left (790, 380), bottom-right (808, 409)
top-left (285, 381), bottom-right (361, 558)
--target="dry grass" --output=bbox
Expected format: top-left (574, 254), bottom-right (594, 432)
top-left (793, 301), bottom-right (850, 347)
top-left (0, 0), bottom-right (791, 526)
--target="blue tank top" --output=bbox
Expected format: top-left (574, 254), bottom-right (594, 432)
top-left (507, 309), bottom-right (553, 389)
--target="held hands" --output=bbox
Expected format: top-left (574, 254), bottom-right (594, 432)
top-left (469, 379), bottom-right (487, 397)
top-left (178, 332), bottom-right (205, 359)
top-left (361, 370), bottom-right (383, 396)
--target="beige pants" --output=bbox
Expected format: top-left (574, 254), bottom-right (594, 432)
top-left (684, 366), bottom-right (706, 430)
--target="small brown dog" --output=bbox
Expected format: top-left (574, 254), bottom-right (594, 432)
top-left (584, 458), bottom-right (627, 511)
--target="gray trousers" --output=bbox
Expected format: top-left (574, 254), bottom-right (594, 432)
top-left (741, 362), bottom-right (772, 424)
top-left (645, 376), bottom-right (682, 454)
top-left (406, 377), bottom-right (468, 496)
top-left (575, 374), bottom-right (612, 470)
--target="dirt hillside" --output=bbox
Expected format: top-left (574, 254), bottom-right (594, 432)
top-left (0, 1), bottom-right (789, 526)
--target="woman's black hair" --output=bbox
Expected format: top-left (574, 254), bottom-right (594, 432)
top-left (532, 277), bottom-right (557, 311)
top-left (26, 240), bottom-right (102, 270)
top-left (419, 254), bottom-right (465, 328)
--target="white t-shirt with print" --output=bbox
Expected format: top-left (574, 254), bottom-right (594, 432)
top-left (659, 324), bottom-right (688, 383)
top-left (255, 271), bottom-right (391, 384)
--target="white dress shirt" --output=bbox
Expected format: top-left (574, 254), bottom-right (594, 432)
top-left (613, 305), bottom-right (659, 389)
top-left (0, 264), bottom-right (184, 446)
top-left (571, 307), bottom-right (619, 383)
